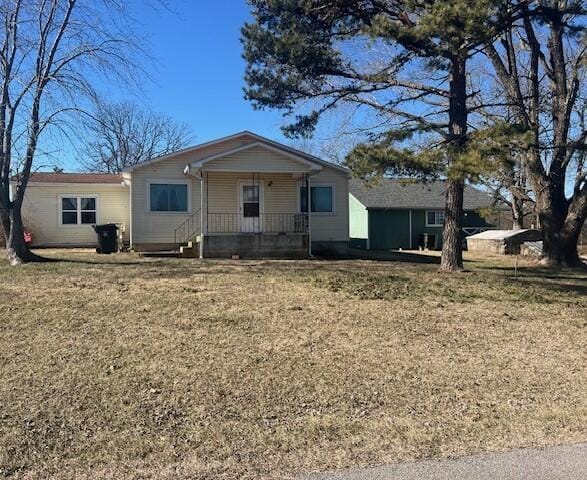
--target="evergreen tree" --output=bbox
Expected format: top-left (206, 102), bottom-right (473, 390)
top-left (242, 0), bottom-right (523, 271)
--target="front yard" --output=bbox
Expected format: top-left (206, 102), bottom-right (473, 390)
top-left (0, 251), bottom-right (585, 479)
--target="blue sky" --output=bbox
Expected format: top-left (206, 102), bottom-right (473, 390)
top-left (117, 1), bottom-right (284, 144)
top-left (49, 0), bottom-right (356, 171)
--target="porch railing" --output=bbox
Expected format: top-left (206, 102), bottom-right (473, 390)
top-left (174, 209), bottom-right (201, 248)
top-left (207, 213), bottom-right (308, 234)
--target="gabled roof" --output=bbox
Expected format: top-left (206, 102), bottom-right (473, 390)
top-left (13, 172), bottom-right (123, 184)
top-left (350, 178), bottom-right (495, 210)
top-left (122, 131), bottom-right (350, 174)
top-left (187, 141), bottom-right (322, 173)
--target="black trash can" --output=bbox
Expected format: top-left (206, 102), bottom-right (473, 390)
top-left (93, 223), bottom-right (118, 254)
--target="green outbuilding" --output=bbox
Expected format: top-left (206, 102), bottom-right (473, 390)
top-left (349, 179), bottom-right (495, 251)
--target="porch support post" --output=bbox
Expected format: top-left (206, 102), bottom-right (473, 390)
top-left (128, 178), bottom-right (133, 250)
top-left (306, 172), bottom-right (312, 257)
top-left (199, 172), bottom-right (205, 259)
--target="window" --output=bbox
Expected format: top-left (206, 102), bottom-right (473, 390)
top-left (149, 183), bottom-right (188, 212)
top-left (242, 185), bottom-right (260, 217)
top-left (426, 210), bottom-right (445, 226)
top-left (300, 185), bottom-right (334, 213)
top-left (60, 196), bottom-right (97, 225)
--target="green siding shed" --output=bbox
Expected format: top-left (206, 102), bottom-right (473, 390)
top-left (369, 210), bottom-right (411, 250)
top-left (349, 193), bottom-right (369, 248)
top-left (350, 179), bottom-right (497, 251)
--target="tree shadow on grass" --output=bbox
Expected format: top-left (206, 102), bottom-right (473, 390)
top-left (57, 258), bottom-right (147, 266)
top-left (479, 265), bottom-right (587, 282)
top-left (319, 248), bottom-right (442, 264)
top-left (477, 264), bottom-right (587, 296)
top-left (509, 276), bottom-right (587, 297)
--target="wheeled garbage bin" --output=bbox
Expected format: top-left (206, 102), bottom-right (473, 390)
top-left (93, 223), bottom-right (118, 254)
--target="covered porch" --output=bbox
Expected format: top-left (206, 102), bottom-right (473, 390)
top-left (181, 141), bottom-right (323, 258)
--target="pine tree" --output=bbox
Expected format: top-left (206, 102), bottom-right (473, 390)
top-left (242, 0), bottom-right (523, 271)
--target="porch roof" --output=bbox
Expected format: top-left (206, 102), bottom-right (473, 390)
top-left (184, 141), bottom-right (324, 176)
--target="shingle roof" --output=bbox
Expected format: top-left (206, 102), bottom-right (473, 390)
top-left (16, 172), bottom-right (123, 184)
top-left (350, 178), bottom-right (494, 210)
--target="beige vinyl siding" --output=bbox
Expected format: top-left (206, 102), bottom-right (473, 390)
top-left (204, 172), bottom-right (298, 234)
top-left (205, 172), bottom-right (297, 215)
top-left (205, 172), bottom-right (238, 214)
top-left (131, 153), bottom-right (201, 245)
top-left (130, 135), bottom-right (260, 245)
top-left (204, 145), bottom-right (309, 172)
top-left (130, 135), bottom-right (349, 246)
top-left (19, 183), bottom-right (129, 247)
top-left (307, 166), bottom-right (349, 242)
top-left (264, 174), bottom-right (298, 214)
top-left (203, 167), bottom-right (349, 242)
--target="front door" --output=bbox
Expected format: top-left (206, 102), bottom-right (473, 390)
top-left (238, 182), bottom-right (262, 233)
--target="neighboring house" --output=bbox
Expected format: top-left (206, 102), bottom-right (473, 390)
top-left (15, 131), bottom-right (350, 258)
top-left (349, 179), bottom-right (495, 250)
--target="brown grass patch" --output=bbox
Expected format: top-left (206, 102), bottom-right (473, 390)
top-left (0, 250), bottom-right (585, 479)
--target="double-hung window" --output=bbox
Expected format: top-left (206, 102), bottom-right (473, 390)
top-left (149, 182), bottom-right (189, 212)
top-left (60, 196), bottom-right (97, 225)
top-left (426, 210), bottom-right (445, 227)
top-left (300, 184), bottom-right (334, 214)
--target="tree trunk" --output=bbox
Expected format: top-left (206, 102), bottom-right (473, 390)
top-left (512, 197), bottom-right (524, 230)
top-left (541, 227), bottom-right (582, 267)
top-left (5, 203), bottom-right (43, 265)
top-left (441, 179), bottom-right (464, 271)
top-left (440, 56), bottom-right (467, 272)
top-left (0, 207), bottom-right (9, 244)
top-left (540, 193), bottom-right (586, 268)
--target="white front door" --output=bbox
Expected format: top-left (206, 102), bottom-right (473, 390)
top-left (238, 182), bottom-right (262, 233)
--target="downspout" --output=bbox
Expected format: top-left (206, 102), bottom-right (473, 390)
top-left (409, 209), bottom-right (413, 249)
top-left (199, 172), bottom-right (205, 259)
top-left (366, 208), bottom-right (370, 250)
top-left (307, 172), bottom-right (312, 257)
top-left (128, 177), bottom-right (133, 250)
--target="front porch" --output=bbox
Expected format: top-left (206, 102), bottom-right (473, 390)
top-left (169, 139), bottom-right (330, 258)
top-left (177, 169), bottom-right (315, 258)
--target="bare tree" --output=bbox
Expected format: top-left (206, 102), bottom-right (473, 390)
top-left (81, 101), bottom-right (193, 173)
top-left (485, 0), bottom-right (587, 266)
top-left (0, 0), bottom-right (145, 265)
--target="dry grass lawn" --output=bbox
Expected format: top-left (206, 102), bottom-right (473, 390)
top-left (0, 250), bottom-right (585, 479)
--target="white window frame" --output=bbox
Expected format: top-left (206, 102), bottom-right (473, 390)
top-left (58, 194), bottom-right (99, 227)
top-left (146, 179), bottom-right (192, 214)
top-left (425, 209), bottom-right (445, 227)
top-left (297, 182), bottom-right (336, 216)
